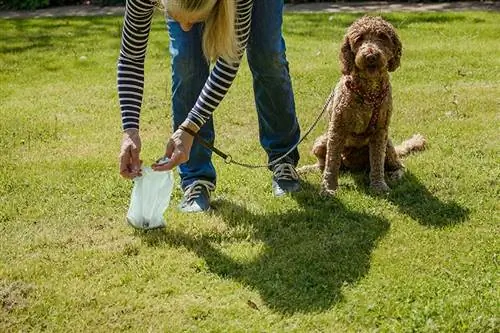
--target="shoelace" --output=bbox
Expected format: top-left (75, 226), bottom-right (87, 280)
top-left (183, 180), bottom-right (215, 202)
top-left (273, 163), bottom-right (299, 181)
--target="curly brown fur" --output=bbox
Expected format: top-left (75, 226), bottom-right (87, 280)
top-left (298, 16), bottom-right (425, 195)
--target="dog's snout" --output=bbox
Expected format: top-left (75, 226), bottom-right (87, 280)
top-left (366, 52), bottom-right (379, 64)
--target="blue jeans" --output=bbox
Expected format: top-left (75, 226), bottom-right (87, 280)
top-left (168, 0), bottom-right (300, 189)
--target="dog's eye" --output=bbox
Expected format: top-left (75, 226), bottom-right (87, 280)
top-left (377, 33), bottom-right (390, 42)
top-left (352, 36), bottom-right (363, 45)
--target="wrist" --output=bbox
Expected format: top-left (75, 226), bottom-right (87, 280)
top-left (179, 120), bottom-right (199, 137)
top-left (179, 120), bottom-right (199, 133)
top-left (124, 128), bottom-right (139, 136)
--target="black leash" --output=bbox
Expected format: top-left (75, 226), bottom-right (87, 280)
top-left (180, 89), bottom-right (335, 169)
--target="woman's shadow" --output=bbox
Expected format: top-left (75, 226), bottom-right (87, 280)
top-left (141, 180), bottom-right (391, 314)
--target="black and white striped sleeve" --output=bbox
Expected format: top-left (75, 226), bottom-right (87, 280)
top-left (117, 0), bottom-right (154, 131)
top-left (186, 0), bottom-right (253, 129)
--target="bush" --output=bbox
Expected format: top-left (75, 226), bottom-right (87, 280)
top-left (0, 0), bottom-right (50, 10)
top-left (0, 0), bottom-right (126, 10)
top-left (0, 0), bottom-right (84, 10)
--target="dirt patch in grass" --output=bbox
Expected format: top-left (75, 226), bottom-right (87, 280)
top-left (0, 280), bottom-right (34, 311)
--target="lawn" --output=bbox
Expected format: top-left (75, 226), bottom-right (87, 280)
top-left (0, 9), bottom-right (498, 333)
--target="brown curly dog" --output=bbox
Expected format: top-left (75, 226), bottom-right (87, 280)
top-left (299, 16), bottom-right (426, 195)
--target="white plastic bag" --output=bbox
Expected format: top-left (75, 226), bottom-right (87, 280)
top-left (126, 166), bottom-right (174, 230)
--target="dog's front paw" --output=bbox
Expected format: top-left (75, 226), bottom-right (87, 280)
top-left (320, 184), bottom-right (337, 197)
top-left (321, 172), bottom-right (338, 196)
top-left (370, 180), bottom-right (390, 194)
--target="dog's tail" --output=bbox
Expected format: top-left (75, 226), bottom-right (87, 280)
top-left (395, 133), bottom-right (426, 158)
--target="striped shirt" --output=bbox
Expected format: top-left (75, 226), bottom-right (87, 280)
top-left (118, 0), bottom-right (253, 130)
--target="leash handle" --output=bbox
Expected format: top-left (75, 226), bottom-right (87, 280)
top-left (179, 125), bottom-right (233, 164)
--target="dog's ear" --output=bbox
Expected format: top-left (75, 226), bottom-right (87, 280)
top-left (340, 35), bottom-right (354, 75)
top-left (388, 30), bottom-right (402, 72)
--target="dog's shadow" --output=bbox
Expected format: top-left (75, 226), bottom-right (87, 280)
top-left (349, 170), bottom-right (469, 227)
top-left (140, 181), bottom-right (390, 314)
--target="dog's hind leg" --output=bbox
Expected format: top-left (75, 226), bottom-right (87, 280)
top-left (296, 164), bottom-right (322, 174)
top-left (296, 134), bottom-right (327, 174)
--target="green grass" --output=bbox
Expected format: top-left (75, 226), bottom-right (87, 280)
top-left (1, 10), bottom-right (499, 332)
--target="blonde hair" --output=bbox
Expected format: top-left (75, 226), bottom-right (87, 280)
top-left (164, 0), bottom-right (238, 63)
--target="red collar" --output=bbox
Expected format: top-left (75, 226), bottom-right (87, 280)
top-left (345, 76), bottom-right (390, 104)
top-left (345, 76), bottom-right (390, 139)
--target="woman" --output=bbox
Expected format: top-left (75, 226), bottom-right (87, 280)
top-left (118, 0), bottom-right (301, 213)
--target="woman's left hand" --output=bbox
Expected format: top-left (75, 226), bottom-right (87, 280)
top-left (152, 127), bottom-right (194, 171)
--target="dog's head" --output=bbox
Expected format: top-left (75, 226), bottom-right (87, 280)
top-left (340, 16), bottom-right (402, 76)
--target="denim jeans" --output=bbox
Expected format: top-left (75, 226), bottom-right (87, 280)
top-left (168, 0), bottom-right (300, 189)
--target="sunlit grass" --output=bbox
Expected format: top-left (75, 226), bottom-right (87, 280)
top-left (0, 10), bottom-right (498, 332)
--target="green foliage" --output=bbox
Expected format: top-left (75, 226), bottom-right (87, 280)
top-left (0, 0), bottom-right (50, 10)
top-left (0, 10), bottom-right (499, 333)
top-left (0, 0), bottom-right (124, 10)
top-left (0, 0), bottom-right (82, 10)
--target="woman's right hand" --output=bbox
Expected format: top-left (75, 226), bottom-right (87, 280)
top-left (119, 128), bottom-right (142, 179)
top-left (152, 126), bottom-right (194, 171)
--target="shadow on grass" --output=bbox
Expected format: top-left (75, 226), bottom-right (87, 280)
top-left (388, 171), bottom-right (469, 227)
top-left (0, 17), bottom-right (122, 54)
top-left (349, 170), bottom-right (469, 227)
top-left (140, 180), bottom-right (390, 314)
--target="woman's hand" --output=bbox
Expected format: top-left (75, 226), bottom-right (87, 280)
top-left (119, 128), bottom-right (142, 179)
top-left (152, 125), bottom-right (195, 171)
